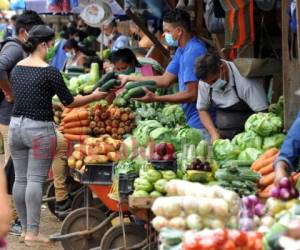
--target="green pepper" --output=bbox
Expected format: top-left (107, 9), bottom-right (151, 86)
top-left (161, 170), bottom-right (177, 181)
top-left (145, 169), bottom-right (162, 183)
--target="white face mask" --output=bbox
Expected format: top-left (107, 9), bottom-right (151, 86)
top-left (66, 50), bottom-right (75, 59)
top-left (212, 78), bottom-right (227, 91)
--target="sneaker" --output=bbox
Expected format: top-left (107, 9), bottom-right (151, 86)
top-left (9, 219), bottom-right (22, 236)
top-left (55, 197), bottom-right (72, 218)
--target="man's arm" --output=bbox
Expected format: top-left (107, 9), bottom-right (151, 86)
top-left (119, 71), bottom-right (177, 88)
top-left (199, 110), bottom-right (220, 143)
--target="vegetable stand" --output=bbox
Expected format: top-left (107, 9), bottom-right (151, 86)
top-left (50, 163), bottom-right (153, 250)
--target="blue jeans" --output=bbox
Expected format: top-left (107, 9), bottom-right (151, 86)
top-left (8, 117), bottom-right (56, 233)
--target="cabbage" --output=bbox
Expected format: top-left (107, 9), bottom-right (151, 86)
top-left (245, 113), bottom-right (283, 137)
top-left (176, 127), bottom-right (202, 147)
top-left (238, 148), bottom-right (263, 163)
top-left (232, 131), bottom-right (263, 150)
top-left (213, 139), bottom-right (240, 161)
top-left (263, 133), bottom-right (286, 150)
top-left (150, 127), bottom-right (173, 143)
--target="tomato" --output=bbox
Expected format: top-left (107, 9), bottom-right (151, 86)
top-left (222, 240), bottom-right (236, 250)
top-left (254, 238), bottom-right (263, 250)
top-left (183, 231), bottom-right (200, 250)
top-left (214, 229), bottom-right (228, 246)
top-left (198, 238), bottom-right (217, 250)
top-left (236, 231), bottom-right (248, 246)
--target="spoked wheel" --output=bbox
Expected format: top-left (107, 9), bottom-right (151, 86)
top-left (100, 223), bottom-right (147, 250)
top-left (71, 188), bottom-right (108, 214)
top-left (61, 207), bottom-right (111, 250)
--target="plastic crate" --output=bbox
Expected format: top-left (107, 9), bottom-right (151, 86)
top-left (150, 160), bottom-right (177, 171)
top-left (79, 163), bottom-right (114, 185)
top-left (118, 173), bottom-right (138, 197)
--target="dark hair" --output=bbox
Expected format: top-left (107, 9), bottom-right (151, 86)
top-left (111, 48), bottom-right (140, 67)
top-left (22, 25), bottom-right (55, 53)
top-left (63, 39), bottom-right (79, 51)
top-left (16, 10), bottom-right (44, 35)
top-left (67, 26), bottom-right (78, 36)
top-left (11, 15), bottom-right (17, 22)
top-left (83, 56), bottom-right (103, 70)
top-left (163, 9), bottom-right (191, 32)
top-left (195, 52), bottom-right (221, 80)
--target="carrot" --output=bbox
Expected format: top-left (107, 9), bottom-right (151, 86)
top-left (63, 111), bottom-right (89, 123)
top-left (258, 163), bottom-right (274, 176)
top-left (64, 134), bottom-right (88, 142)
top-left (258, 184), bottom-right (274, 198)
top-left (261, 148), bottom-right (279, 160)
top-left (259, 172), bottom-right (275, 187)
top-left (64, 120), bottom-right (89, 129)
top-left (251, 152), bottom-right (279, 171)
top-left (63, 127), bottom-right (91, 135)
top-left (61, 108), bottom-right (72, 117)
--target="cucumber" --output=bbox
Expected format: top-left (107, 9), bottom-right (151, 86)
top-left (196, 140), bottom-right (208, 160)
top-left (125, 80), bottom-right (156, 90)
top-left (95, 72), bottom-right (116, 88)
top-left (100, 79), bottom-right (121, 92)
top-left (126, 85), bottom-right (157, 98)
top-left (67, 66), bottom-right (85, 73)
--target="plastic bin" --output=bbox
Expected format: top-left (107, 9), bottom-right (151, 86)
top-left (150, 160), bottom-right (177, 171)
top-left (118, 173), bottom-right (138, 197)
top-left (79, 163), bottom-right (114, 185)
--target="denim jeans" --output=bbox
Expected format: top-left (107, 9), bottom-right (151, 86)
top-left (8, 117), bottom-right (56, 233)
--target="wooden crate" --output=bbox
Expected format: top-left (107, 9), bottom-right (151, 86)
top-left (128, 196), bottom-right (157, 209)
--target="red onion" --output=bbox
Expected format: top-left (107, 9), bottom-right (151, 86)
top-left (248, 195), bottom-right (259, 206)
top-left (271, 187), bottom-right (280, 198)
top-left (242, 197), bottom-right (251, 208)
top-left (254, 203), bottom-right (266, 217)
top-left (239, 217), bottom-right (256, 231)
top-left (279, 188), bottom-right (291, 200)
top-left (279, 177), bottom-right (290, 189)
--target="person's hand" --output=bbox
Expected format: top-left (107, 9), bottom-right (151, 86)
top-left (0, 196), bottom-right (12, 238)
top-left (105, 91), bottom-right (116, 104)
top-left (118, 74), bottom-right (131, 86)
top-left (211, 131), bottom-right (221, 143)
top-left (274, 162), bottom-right (289, 187)
top-left (92, 88), bottom-right (108, 101)
top-left (3, 90), bottom-right (14, 103)
top-left (133, 87), bottom-right (157, 103)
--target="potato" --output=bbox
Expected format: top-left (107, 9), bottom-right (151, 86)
top-left (73, 144), bottom-right (82, 151)
top-left (75, 160), bottom-right (83, 170)
top-left (107, 152), bottom-right (120, 162)
top-left (95, 155), bottom-right (109, 164)
top-left (117, 128), bottom-right (125, 135)
top-left (68, 156), bottom-right (76, 168)
top-left (84, 155), bottom-right (97, 164)
top-left (72, 150), bottom-right (85, 160)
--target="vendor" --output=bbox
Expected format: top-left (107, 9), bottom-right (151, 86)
top-left (195, 52), bottom-right (268, 142)
top-left (274, 110), bottom-right (300, 186)
top-left (63, 38), bottom-right (88, 70)
top-left (119, 9), bottom-right (209, 137)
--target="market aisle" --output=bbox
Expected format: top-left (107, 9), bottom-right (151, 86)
top-left (1, 155), bottom-right (63, 250)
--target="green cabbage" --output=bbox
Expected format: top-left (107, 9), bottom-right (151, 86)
top-left (263, 133), bottom-right (286, 150)
top-left (232, 131), bottom-right (263, 150)
top-left (245, 113), bottom-right (283, 137)
top-left (176, 127), bottom-right (202, 147)
top-left (150, 127), bottom-right (173, 143)
top-left (238, 148), bottom-right (263, 163)
top-left (213, 139), bottom-right (240, 161)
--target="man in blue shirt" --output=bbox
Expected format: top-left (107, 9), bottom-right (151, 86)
top-left (274, 111), bottom-right (300, 185)
top-left (119, 9), bottom-right (209, 137)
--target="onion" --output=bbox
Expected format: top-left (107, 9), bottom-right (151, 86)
top-left (254, 203), bottom-right (266, 217)
top-left (248, 195), bottom-right (259, 206)
top-left (239, 217), bottom-right (256, 231)
top-left (271, 187), bottom-right (280, 198)
top-left (242, 197), bottom-right (252, 209)
top-left (279, 177), bottom-right (290, 189)
top-left (279, 188), bottom-right (291, 200)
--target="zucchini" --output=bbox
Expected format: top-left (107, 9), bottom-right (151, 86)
top-left (126, 85), bottom-right (156, 98)
top-left (125, 80), bottom-right (156, 90)
top-left (100, 79), bottom-right (121, 92)
top-left (95, 72), bottom-right (116, 88)
top-left (67, 66), bottom-right (85, 73)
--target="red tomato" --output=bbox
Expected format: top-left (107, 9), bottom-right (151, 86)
top-left (214, 229), bottom-right (228, 246)
top-left (222, 240), bottom-right (236, 250)
top-left (254, 238), bottom-right (263, 250)
top-left (183, 232), bottom-right (200, 250)
top-left (198, 238), bottom-right (217, 250)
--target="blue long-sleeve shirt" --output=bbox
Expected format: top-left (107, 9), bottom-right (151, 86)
top-left (275, 111), bottom-right (300, 173)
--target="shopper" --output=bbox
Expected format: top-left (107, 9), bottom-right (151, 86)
top-left (100, 19), bottom-right (129, 51)
top-left (111, 48), bottom-right (141, 74)
top-left (195, 52), bottom-right (268, 142)
top-left (119, 9), bottom-right (209, 138)
top-left (0, 10), bottom-right (44, 236)
top-left (274, 111), bottom-right (300, 186)
top-left (9, 25), bottom-right (107, 245)
top-left (63, 38), bottom-right (88, 69)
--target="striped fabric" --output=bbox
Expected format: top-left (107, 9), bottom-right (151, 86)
top-left (219, 0), bottom-right (255, 49)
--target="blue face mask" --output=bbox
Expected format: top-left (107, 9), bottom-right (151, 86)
top-left (165, 33), bottom-right (178, 47)
top-left (212, 78), bottom-right (227, 91)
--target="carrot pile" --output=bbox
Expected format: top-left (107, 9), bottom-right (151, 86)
top-left (60, 106), bottom-right (90, 142)
top-left (251, 148), bottom-right (279, 198)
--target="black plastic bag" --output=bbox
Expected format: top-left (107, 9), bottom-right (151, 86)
top-left (4, 157), bottom-right (14, 195)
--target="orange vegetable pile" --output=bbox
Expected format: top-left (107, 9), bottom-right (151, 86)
top-left (251, 148), bottom-right (279, 198)
top-left (183, 229), bottom-right (263, 250)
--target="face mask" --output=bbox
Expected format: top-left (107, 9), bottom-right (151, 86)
top-left (117, 67), bottom-right (135, 75)
top-left (74, 37), bottom-right (80, 42)
top-left (66, 52), bottom-right (74, 59)
top-left (212, 78), bottom-right (227, 91)
top-left (164, 33), bottom-right (178, 47)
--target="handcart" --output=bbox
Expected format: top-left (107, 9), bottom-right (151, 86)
top-left (49, 163), bottom-right (152, 250)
